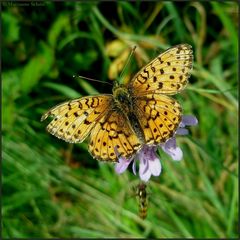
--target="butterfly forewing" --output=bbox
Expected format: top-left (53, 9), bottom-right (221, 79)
top-left (41, 95), bottom-right (113, 143)
top-left (130, 44), bottom-right (193, 96)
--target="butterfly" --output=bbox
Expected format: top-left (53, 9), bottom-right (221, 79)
top-left (41, 44), bottom-right (193, 162)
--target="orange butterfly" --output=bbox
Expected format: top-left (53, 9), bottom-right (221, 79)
top-left (41, 44), bottom-right (193, 162)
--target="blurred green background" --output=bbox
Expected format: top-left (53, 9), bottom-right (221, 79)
top-left (2, 1), bottom-right (238, 238)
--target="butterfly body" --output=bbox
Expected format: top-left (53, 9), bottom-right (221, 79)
top-left (113, 84), bottom-right (133, 113)
top-left (113, 84), bottom-right (145, 143)
top-left (41, 44), bottom-right (193, 162)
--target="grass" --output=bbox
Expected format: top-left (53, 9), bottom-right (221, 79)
top-left (2, 1), bottom-right (238, 238)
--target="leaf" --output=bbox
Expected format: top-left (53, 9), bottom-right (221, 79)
top-left (20, 42), bottom-right (54, 94)
top-left (2, 12), bottom-right (20, 43)
top-left (2, 69), bottom-right (22, 129)
top-left (47, 14), bottom-right (70, 48)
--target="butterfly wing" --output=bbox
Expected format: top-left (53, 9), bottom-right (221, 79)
top-left (41, 95), bottom-right (113, 143)
top-left (134, 94), bottom-right (182, 144)
top-left (88, 110), bottom-right (141, 162)
top-left (130, 44), bottom-right (193, 96)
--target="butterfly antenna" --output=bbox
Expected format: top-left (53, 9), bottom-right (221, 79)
top-left (119, 45), bottom-right (137, 79)
top-left (73, 75), bottom-right (113, 86)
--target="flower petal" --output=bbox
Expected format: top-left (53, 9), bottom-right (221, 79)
top-left (115, 156), bottom-right (131, 174)
top-left (175, 128), bottom-right (189, 135)
top-left (180, 115), bottom-right (198, 127)
top-left (138, 145), bottom-right (162, 181)
top-left (161, 137), bottom-right (183, 161)
top-left (169, 146), bottom-right (183, 161)
top-left (139, 161), bottom-right (151, 182)
top-left (138, 147), bottom-right (151, 181)
top-left (164, 137), bottom-right (177, 149)
top-left (149, 157), bottom-right (162, 176)
top-left (132, 159), bottom-right (137, 175)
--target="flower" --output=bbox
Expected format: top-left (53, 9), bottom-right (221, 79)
top-left (115, 115), bottom-right (198, 182)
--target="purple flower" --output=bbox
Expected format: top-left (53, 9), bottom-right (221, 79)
top-left (115, 115), bottom-right (198, 182)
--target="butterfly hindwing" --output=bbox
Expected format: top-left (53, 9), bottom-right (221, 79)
top-left (135, 94), bottom-right (182, 144)
top-left (88, 110), bottom-right (141, 162)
